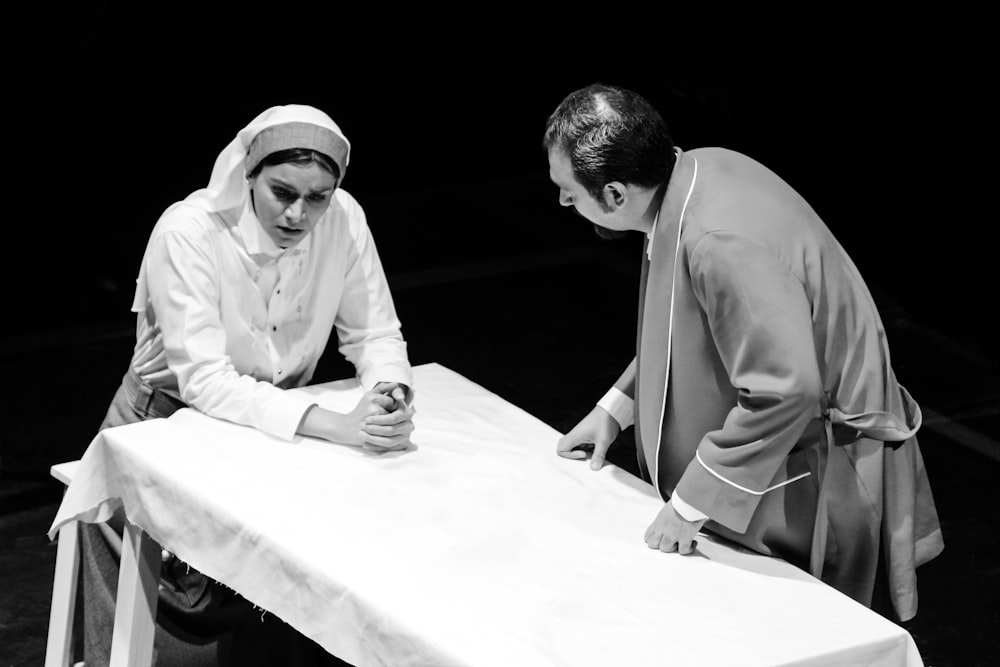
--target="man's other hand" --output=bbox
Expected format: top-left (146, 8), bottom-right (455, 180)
top-left (556, 406), bottom-right (621, 470)
top-left (644, 500), bottom-right (707, 555)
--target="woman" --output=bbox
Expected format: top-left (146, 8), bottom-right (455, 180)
top-left (80, 104), bottom-right (414, 665)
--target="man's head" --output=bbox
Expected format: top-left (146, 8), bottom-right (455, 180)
top-left (544, 83), bottom-right (675, 234)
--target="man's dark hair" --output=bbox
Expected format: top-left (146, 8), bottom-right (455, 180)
top-left (543, 83), bottom-right (675, 200)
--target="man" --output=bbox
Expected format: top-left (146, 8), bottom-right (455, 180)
top-left (547, 83), bottom-right (942, 621)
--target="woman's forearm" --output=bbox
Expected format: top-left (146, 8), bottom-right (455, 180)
top-left (297, 405), bottom-right (353, 443)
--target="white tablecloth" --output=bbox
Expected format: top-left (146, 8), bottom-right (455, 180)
top-left (50, 362), bottom-right (923, 666)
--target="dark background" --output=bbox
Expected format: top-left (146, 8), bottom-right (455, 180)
top-left (5, 6), bottom-right (995, 364)
top-left (2, 6), bottom-right (998, 665)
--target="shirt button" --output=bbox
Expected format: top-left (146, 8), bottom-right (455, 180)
top-left (277, 369), bottom-right (282, 375)
top-left (272, 325), bottom-right (277, 331)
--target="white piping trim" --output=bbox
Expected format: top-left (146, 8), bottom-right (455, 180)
top-left (653, 158), bottom-right (698, 499)
top-left (695, 451), bottom-right (812, 495)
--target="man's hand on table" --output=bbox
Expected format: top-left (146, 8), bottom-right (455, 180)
top-left (557, 409), bottom-right (705, 556)
top-left (556, 405), bottom-right (621, 471)
top-left (645, 500), bottom-right (706, 556)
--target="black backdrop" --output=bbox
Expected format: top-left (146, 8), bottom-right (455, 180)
top-left (8, 6), bottom-right (995, 365)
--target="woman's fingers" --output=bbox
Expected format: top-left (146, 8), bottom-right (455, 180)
top-left (362, 421), bottom-right (414, 437)
top-left (362, 432), bottom-right (410, 449)
top-left (365, 409), bottom-right (414, 427)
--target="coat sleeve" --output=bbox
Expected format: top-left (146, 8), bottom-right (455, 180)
top-left (673, 231), bottom-right (821, 533)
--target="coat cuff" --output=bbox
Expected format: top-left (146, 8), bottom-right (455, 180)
top-left (597, 387), bottom-right (634, 429)
top-left (673, 453), bottom-right (765, 533)
top-left (670, 491), bottom-right (709, 522)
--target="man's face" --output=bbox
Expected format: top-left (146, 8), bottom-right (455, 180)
top-left (547, 149), bottom-right (628, 233)
top-left (249, 162), bottom-right (337, 248)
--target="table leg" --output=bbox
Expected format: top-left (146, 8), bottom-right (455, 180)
top-left (44, 520), bottom-right (80, 667)
top-left (109, 522), bottom-right (160, 667)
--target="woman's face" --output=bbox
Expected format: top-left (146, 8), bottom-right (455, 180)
top-left (249, 161), bottom-right (337, 248)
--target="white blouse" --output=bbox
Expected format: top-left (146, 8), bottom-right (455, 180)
top-left (129, 188), bottom-right (412, 441)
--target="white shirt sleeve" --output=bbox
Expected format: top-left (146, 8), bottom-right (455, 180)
top-left (670, 491), bottom-right (709, 522)
top-left (596, 386), bottom-right (635, 429)
top-left (146, 226), bottom-right (317, 441)
top-left (332, 194), bottom-right (413, 391)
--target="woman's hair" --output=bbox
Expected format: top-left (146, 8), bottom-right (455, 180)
top-left (247, 148), bottom-right (341, 181)
top-left (543, 83), bottom-right (675, 200)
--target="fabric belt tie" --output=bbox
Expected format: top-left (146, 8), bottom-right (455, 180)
top-left (809, 388), bottom-right (922, 579)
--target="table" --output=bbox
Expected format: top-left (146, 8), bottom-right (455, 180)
top-left (49, 362), bottom-right (924, 666)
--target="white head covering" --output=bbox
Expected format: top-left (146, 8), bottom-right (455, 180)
top-left (185, 104), bottom-right (351, 213)
top-left (131, 104), bottom-right (351, 312)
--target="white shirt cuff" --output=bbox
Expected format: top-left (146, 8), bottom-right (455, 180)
top-left (261, 390), bottom-right (322, 442)
top-left (596, 387), bottom-right (634, 429)
top-left (359, 363), bottom-right (413, 393)
top-left (670, 491), bottom-right (709, 522)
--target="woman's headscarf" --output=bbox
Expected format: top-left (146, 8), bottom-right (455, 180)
top-left (185, 104), bottom-right (351, 213)
top-left (131, 104), bottom-right (351, 312)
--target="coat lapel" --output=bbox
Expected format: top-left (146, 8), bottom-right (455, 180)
top-left (636, 150), bottom-right (698, 498)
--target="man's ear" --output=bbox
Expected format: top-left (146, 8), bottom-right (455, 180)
top-left (602, 181), bottom-right (628, 209)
